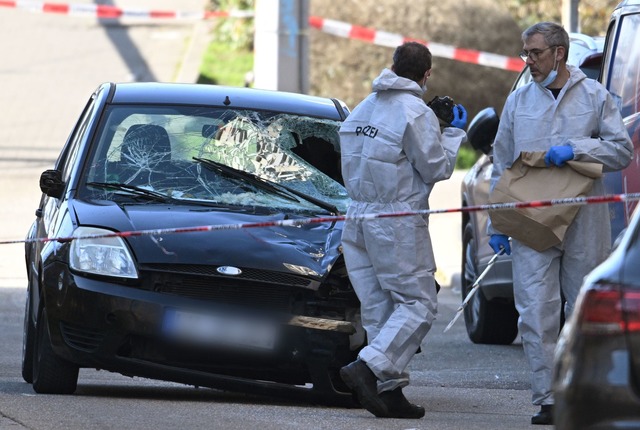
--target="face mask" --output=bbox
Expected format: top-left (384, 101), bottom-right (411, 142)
top-left (421, 82), bottom-right (428, 93)
top-left (538, 47), bottom-right (558, 88)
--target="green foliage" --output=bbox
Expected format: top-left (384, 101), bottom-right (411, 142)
top-left (456, 145), bottom-right (480, 170)
top-left (198, 42), bottom-right (253, 86)
top-left (199, 0), bottom-right (254, 86)
top-left (208, 0), bottom-right (255, 50)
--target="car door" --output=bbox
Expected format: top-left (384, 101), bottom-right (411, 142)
top-left (600, 9), bottom-right (640, 239)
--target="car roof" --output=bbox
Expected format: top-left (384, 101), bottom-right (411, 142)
top-left (616, 0), bottom-right (640, 7)
top-left (105, 82), bottom-right (348, 121)
top-left (567, 33), bottom-right (605, 67)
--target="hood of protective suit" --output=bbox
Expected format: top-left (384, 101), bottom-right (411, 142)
top-left (372, 68), bottom-right (424, 97)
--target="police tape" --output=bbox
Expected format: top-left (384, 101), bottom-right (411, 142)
top-left (307, 16), bottom-right (524, 72)
top-left (1, 192), bottom-right (639, 246)
top-left (0, 0), bottom-right (253, 20)
top-left (0, 0), bottom-right (522, 72)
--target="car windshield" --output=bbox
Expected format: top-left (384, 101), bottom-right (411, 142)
top-left (80, 105), bottom-right (350, 214)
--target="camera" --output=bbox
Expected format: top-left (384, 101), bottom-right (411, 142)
top-left (427, 96), bottom-right (455, 125)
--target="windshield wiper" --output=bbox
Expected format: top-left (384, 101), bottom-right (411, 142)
top-left (194, 157), bottom-right (339, 214)
top-left (268, 178), bottom-right (339, 215)
top-left (86, 182), bottom-right (172, 203)
top-left (194, 157), bottom-right (299, 202)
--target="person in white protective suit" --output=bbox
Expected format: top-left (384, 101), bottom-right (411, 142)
top-left (488, 22), bottom-right (633, 426)
top-left (338, 41), bottom-right (467, 419)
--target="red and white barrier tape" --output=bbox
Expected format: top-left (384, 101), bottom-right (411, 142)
top-left (0, 0), bottom-right (253, 20)
top-left (1, 193), bottom-right (638, 246)
top-left (0, 0), bottom-right (522, 72)
top-left (307, 16), bottom-right (523, 72)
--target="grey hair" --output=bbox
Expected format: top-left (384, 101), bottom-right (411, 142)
top-left (522, 22), bottom-right (570, 59)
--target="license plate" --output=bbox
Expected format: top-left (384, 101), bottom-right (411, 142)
top-left (162, 308), bottom-right (278, 350)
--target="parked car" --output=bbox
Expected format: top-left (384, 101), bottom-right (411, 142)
top-left (459, 34), bottom-right (605, 345)
top-left (553, 207), bottom-right (640, 428)
top-left (553, 1), bottom-right (640, 428)
top-left (21, 82), bottom-right (364, 406)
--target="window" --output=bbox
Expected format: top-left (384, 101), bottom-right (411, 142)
top-left (606, 13), bottom-right (640, 119)
top-left (82, 105), bottom-right (350, 214)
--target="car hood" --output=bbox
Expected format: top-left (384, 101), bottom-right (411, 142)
top-left (71, 200), bottom-right (343, 279)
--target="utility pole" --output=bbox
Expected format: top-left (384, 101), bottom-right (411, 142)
top-left (253, 0), bottom-right (310, 94)
top-left (562, 0), bottom-right (580, 33)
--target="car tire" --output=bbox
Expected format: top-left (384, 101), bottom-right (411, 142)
top-left (462, 222), bottom-right (518, 345)
top-left (21, 284), bottom-right (35, 384)
top-left (32, 306), bottom-right (79, 394)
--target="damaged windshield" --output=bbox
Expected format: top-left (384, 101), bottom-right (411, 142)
top-left (82, 105), bottom-right (349, 214)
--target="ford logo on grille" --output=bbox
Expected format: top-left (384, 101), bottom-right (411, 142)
top-left (217, 266), bottom-right (242, 276)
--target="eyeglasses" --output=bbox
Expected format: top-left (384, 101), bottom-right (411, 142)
top-left (519, 46), bottom-right (556, 62)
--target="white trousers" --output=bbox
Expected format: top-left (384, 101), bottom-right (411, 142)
top-left (512, 203), bottom-right (611, 405)
top-left (341, 202), bottom-right (438, 393)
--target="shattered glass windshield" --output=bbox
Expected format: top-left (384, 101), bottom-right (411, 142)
top-left (81, 105), bottom-right (350, 214)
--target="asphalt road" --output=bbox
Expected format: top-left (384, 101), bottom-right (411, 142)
top-left (0, 285), bottom-right (534, 430)
top-left (0, 3), bottom-right (540, 429)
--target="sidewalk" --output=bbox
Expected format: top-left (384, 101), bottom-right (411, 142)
top-left (0, 1), bottom-right (211, 288)
top-left (431, 170), bottom-right (466, 290)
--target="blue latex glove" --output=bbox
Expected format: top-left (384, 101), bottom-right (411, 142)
top-left (489, 234), bottom-right (511, 255)
top-left (450, 104), bottom-right (467, 129)
top-left (544, 145), bottom-right (574, 167)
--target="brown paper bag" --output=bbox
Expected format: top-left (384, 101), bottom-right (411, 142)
top-left (488, 151), bottom-right (603, 251)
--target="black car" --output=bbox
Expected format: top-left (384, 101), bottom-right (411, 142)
top-left (22, 82), bottom-right (364, 405)
top-left (552, 205), bottom-right (640, 429)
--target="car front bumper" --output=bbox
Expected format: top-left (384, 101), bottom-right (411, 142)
top-left (41, 267), bottom-right (358, 402)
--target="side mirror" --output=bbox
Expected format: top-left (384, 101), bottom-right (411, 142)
top-left (467, 107), bottom-right (499, 155)
top-left (39, 169), bottom-right (65, 199)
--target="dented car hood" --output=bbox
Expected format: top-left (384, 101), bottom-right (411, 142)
top-left (71, 199), bottom-right (343, 280)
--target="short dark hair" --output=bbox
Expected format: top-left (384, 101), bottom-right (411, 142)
top-left (392, 42), bottom-right (432, 82)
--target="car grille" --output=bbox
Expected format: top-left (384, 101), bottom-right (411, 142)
top-left (145, 264), bottom-right (312, 287)
top-left (60, 322), bottom-right (105, 352)
top-left (140, 264), bottom-right (317, 312)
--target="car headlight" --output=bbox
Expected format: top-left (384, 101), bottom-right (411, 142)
top-left (70, 227), bottom-right (138, 279)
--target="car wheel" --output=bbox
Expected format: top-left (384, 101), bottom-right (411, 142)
top-left (21, 284), bottom-right (35, 384)
top-left (462, 222), bottom-right (518, 345)
top-left (32, 306), bottom-right (79, 394)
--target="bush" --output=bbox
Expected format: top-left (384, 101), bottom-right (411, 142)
top-left (456, 145), bottom-right (480, 170)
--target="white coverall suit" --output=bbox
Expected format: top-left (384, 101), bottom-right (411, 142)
top-left (489, 64), bottom-right (633, 406)
top-left (339, 68), bottom-right (466, 393)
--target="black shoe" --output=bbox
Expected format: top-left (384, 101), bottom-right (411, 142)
top-left (379, 388), bottom-right (425, 419)
top-left (340, 359), bottom-right (388, 417)
top-left (531, 405), bottom-right (554, 425)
